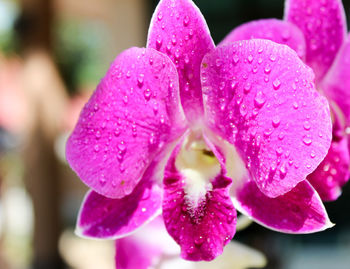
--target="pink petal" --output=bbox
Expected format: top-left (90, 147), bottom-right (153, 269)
top-left (307, 136), bottom-right (350, 201)
top-left (115, 237), bottom-right (160, 269)
top-left (76, 180), bottom-right (162, 239)
top-left (66, 47), bottom-right (187, 198)
top-left (220, 19), bottom-right (306, 60)
top-left (321, 34), bottom-right (350, 124)
top-left (147, 0), bottom-right (215, 124)
top-left (115, 217), bottom-right (180, 269)
top-left (233, 179), bottom-right (333, 233)
top-left (162, 148), bottom-right (236, 261)
top-left (201, 40), bottom-right (332, 198)
top-left (285, 0), bottom-right (347, 81)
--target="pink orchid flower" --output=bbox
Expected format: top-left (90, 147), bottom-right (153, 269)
top-left (221, 0), bottom-right (350, 201)
top-left (115, 217), bottom-right (266, 269)
top-left (67, 0), bottom-right (333, 262)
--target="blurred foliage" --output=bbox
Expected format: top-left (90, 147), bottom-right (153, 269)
top-left (54, 20), bottom-right (107, 94)
top-left (0, 0), bottom-right (19, 54)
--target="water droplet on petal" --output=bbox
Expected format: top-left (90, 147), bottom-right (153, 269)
top-left (138, 74), bottom-right (144, 87)
top-left (264, 65), bottom-right (271, 74)
top-left (157, 11), bottom-right (163, 21)
top-left (95, 130), bottom-right (101, 139)
top-left (303, 121), bottom-right (311, 130)
top-left (272, 79), bottom-right (281, 90)
top-left (276, 147), bottom-right (283, 156)
top-left (118, 141), bottom-right (127, 154)
top-left (279, 164), bottom-right (287, 178)
top-left (244, 83), bottom-right (251, 93)
top-left (272, 116), bottom-right (281, 127)
top-left (123, 95), bottom-right (128, 104)
top-left (156, 35), bottom-right (162, 48)
top-left (247, 55), bottom-right (253, 63)
top-left (114, 128), bottom-right (121, 137)
top-left (183, 15), bottom-right (190, 26)
top-left (293, 101), bottom-right (299, 109)
top-left (99, 175), bottom-right (106, 185)
top-left (194, 235), bottom-right (204, 245)
top-left (302, 136), bottom-right (312, 146)
top-left (254, 91), bottom-right (266, 108)
top-left (144, 88), bottom-right (151, 100)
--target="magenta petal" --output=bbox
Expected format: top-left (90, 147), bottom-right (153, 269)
top-left (147, 0), bottom-right (215, 124)
top-left (115, 217), bottom-right (180, 269)
top-left (220, 19), bottom-right (306, 60)
top-left (76, 180), bottom-right (162, 239)
top-left (162, 150), bottom-right (236, 261)
top-left (234, 179), bottom-right (332, 233)
top-left (322, 34), bottom-right (350, 124)
top-left (285, 0), bottom-right (347, 81)
top-left (307, 137), bottom-right (350, 201)
top-left (201, 40), bottom-right (332, 198)
top-left (66, 47), bottom-right (187, 198)
top-left (116, 238), bottom-right (160, 269)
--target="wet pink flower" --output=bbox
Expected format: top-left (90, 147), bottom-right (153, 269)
top-left (221, 0), bottom-right (350, 201)
top-left (67, 0), bottom-right (333, 262)
top-left (115, 217), bottom-right (266, 269)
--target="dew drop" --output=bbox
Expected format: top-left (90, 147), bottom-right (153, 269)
top-left (272, 79), bottom-right (281, 90)
top-left (156, 35), bottom-right (162, 48)
top-left (123, 95), bottom-right (128, 104)
top-left (276, 147), bottom-right (283, 156)
top-left (303, 120), bottom-right (311, 130)
top-left (264, 128), bottom-right (273, 137)
top-left (160, 115), bottom-right (165, 124)
top-left (302, 136), bottom-right (312, 146)
top-left (231, 81), bottom-right (238, 90)
top-left (247, 54), bottom-right (253, 63)
top-left (189, 29), bottom-right (194, 38)
top-left (233, 55), bottom-right (240, 64)
top-left (171, 34), bottom-right (177, 45)
top-left (153, 102), bottom-right (159, 114)
top-left (244, 83), bottom-right (251, 93)
top-left (137, 74), bottom-right (144, 87)
top-left (293, 101), bottom-right (299, 109)
top-left (99, 175), bottom-right (106, 185)
top-left (183, 15), bottom-right (190, 26)
top-left (194, 235), bottom-right (204, 245)
top-left (279, 165), bottom-right (287, 178)
top-left (94, 130), bottom-right (101, 139)
top-left (187, 246), bottom-right (195, 254)
top-left (264, 65), bottom-right (271, 74)
top-left (227, 212), bottom-right (235, 223)
top-left (254, 91), bottom-right (266, 108)
top-left (144, 88), bottom-right (151, 100)
top-left (157, 11), bottom-right (163, 21)
top-left (239, 104), bottom-right (247, 117)
top-left (118, 141), bottom-right (127, 154)
top-left (310, 151), bottom-right (316, 158)
top-left (272, 116), bottom-right (281, 127)
top-left (174, 49), bottom-right (180, 60)
top-left (94, 144), bottom-right (100, 152)
top-left (278, 132), bottom-right (285, 140)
